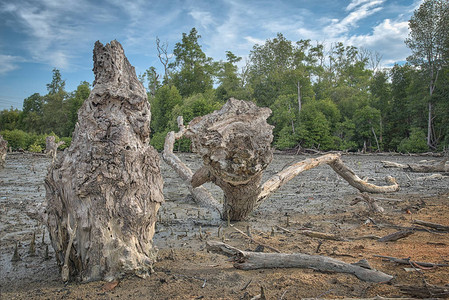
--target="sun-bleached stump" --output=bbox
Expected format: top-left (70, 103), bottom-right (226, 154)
top-left (43, 40), bottom-right (163, 282)
top-left (0, 134), bottom-right (7, 168)
top-left (163, 100), bottom-right (399, 221)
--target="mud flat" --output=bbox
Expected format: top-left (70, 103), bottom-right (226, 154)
top-left (1, 152), bottom-right (448, 299)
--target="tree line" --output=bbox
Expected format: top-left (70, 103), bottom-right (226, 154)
top-left (1, 0), bottom-right (448, 153)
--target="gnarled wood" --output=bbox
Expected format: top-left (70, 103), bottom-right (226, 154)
top-left (0, 134), bottom-right (7, 168)
top-left (44, 40), bottom-right (163, 282)
top-left (206, 241), bottom-right (393, 283)
top-left (163, 100), bottom-right (399, 221)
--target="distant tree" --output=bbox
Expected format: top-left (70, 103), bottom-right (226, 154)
top-left (169, 28), bottom-right (216, 97)
top-left (405, 0), bottom-right (449, 149)
top-left (42, 68), bottom-right (68, 136)
top-left (21, 93), bottom-right (44, 133)
top-left (64, 81), bottom-right (91, 136)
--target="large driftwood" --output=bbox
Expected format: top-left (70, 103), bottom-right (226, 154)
top-left (163, 99), bottom-right (274, 221)
top-left (163, 100), bottom-right (399, 221)
top-left (43, 40), bottom-right (163, 282)
top-left (0, 134), bottom-right (7, 168)
top-left (382, 159), bottom-right (449, 172)
top-left (206, 241), bottom-right (393, 283)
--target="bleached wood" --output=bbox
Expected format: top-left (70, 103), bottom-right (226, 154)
top-left (206, 241), bottom-right (393, 283)
top-left (44, 40), bottom-right (164, 282)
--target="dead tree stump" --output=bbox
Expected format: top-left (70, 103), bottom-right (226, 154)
top-left (43, 40), bottom-right (163, 282)
top-left (187, 99), bottom-right (274, 220)
top-left (164, 100), bottom-right (399, 222)
top-left (0, 134), bottom-right (7, 168)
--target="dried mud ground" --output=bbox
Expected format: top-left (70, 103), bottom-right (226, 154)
top-left (1, 152), bottom-right (448, 299)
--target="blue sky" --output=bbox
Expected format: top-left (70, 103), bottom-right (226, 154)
top-left (0, 0), bottom-right (421, 110)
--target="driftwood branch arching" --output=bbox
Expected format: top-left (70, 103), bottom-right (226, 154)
top-left (162, 99), bottom-right (399, 221)
top-left (43, 40), bottom-right (163, 282)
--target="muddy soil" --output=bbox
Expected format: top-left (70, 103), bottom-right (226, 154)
top-left (1, 152), bottom-right (448, 299)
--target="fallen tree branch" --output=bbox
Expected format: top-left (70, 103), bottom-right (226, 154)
top-left (377, 230), bottom-right (414, 242)
top-left (206, 241), bottom-right (393, 283)
top-left (413, 219), bottom-right (449, 232)
top-left (297, 229), bottom-right (348, 241)
top-left (374, 255), bottom-right (449, 268)
top-left (162, 117), bottom-right (221, 215)
top-left (397, 284), bottom-right (449, 298)
top-left (257, 154), bottom-right (340, 205)
top-left (329, 158), bottom-right (399, 193)
top-left (381, 159), bottom-right (449, 173)
top-left (230, 225), bottom-right (280, 253)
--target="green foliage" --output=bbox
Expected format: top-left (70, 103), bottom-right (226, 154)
top-left (275, 126), bottom-right (299, 149)
top-left (353, 105), bottom-right (381, 150)
top-left (169, 28), bottom-right (215, 97)
top-left (60, 137), bottom-right (72, 150)
top-left (0, 129), bottom-right (31, 150)
top-left (0, 108), bottom-right (22, 131)
top-left (150, 85), bottom-right (182, 134)
top-left (297, 103), bottom-right (334, 150)
top-left (397, 128), bottom-right (429, 153)
top-left (28, 142), bottom-right (43, 153)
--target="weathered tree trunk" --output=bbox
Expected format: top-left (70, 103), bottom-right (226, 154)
top-left (43, 40), bottom-right (163, 282)
top-left (0, 134), bottom-right (7, 168)
top-left (186, 99), bottom-right (274, 221)
top-left (45, 136), bottom-right (65, 162)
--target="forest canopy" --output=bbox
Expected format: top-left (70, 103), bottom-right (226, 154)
top-left (1, 0), bottom-right (448, 153)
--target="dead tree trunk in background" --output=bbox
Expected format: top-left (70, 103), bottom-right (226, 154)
top-left (163, 99), bottom-right (399, 221)
top-left (43, 40), bottom-right (164, 282)
top-left (45, 136), bottom-right (65, 162)
top-left (0, 134), bottom-right (7, 168)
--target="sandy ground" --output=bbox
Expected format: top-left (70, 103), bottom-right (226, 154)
top-left (0, 152), bottom-right (448, 299)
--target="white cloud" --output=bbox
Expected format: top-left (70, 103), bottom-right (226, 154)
top-left (346, 0), bottom-right (371, 12)
top-left (344, 19), bottom-right (410, 66)
top-left (325, 0), bottom-right (385, 37)
top-left (0, 55), bottom-right (25, 74)
top-left (189, 10), bottom-right (215, 29)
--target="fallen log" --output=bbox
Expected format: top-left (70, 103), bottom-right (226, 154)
top-left (206, 241), bottom-right (393, 283)
top-left (297, 229), bottom-right (348, 241)
top-left (382, 159), bottom-right (449, 173)
top-left (413, 219), bottom-right (449, 232)
top-left (397, 284), bottom-right (449, 298)
top-left (374, 255), bottom-right (449, 268)
top-left (377, 230), bottom-right (415, 242)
